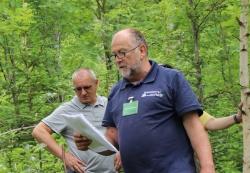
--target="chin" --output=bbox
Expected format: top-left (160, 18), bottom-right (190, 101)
top-left (80, 99), bottom-right (89, 104)
top-left (120, 70), bottom-right (131, 79)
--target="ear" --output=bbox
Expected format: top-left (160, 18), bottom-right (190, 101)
top-left (139, 44), bottom-right (147, 58)
top-left (96, 79), bottom-right (99, 86)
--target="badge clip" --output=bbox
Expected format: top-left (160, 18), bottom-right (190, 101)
top-left (128, 96), bottom-right (134, 103)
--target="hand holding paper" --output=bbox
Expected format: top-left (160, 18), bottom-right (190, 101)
top-left (63, 113), bottom-right (118, 155)
top-left (74, 133), bottom-right (92, 150)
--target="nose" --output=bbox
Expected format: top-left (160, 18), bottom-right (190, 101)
top-left (115, 56), bottom-right (123, 64)
top-left (80, 88), bottom-right (87, 95)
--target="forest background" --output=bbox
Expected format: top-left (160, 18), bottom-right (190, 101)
top-left (0, 0), bottom-right (248, 172)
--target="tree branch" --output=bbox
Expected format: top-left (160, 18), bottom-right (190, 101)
top-left (0, 125), bottom-right (36, 136)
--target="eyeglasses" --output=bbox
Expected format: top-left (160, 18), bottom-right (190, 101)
top-left (73, 85), bottom-right (91, 93)
top-left (110, 44), bottom-right (140, 59)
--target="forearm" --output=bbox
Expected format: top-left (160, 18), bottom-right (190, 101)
top-left (205, 116), bottom-right (235, 131)
top-left (105, 127), bottom-right (118, 146)
top-left (192, 128), bottom-right (214, 171)
top-left (183, 113), bottom-right (215, 172)
top-left (32, 122), bottom-right (64, 160)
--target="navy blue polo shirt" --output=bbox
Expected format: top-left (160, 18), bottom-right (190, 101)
top-left (103, 61), bottom-right (202, 173)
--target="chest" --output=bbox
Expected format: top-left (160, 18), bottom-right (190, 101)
top-left (110, 84), bottom-right (175, 124)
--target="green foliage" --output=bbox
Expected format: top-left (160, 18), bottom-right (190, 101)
top-left (0, 0), bottom-right (248, 172)
top-left (0, 132), bottom-right (65, 173)
top-left (210, 126), bottom-right (243, 173)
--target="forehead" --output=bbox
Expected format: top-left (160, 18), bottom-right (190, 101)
top-left (73, 75), bottom-right (95, 86)
top-left (111, 31), bottom-right (135, 51)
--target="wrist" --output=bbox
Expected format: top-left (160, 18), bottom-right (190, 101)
top-left (233, 114), bottom-right (240, 123)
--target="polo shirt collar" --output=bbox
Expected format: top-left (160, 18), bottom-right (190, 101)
top-left (72, 95), bottom-right (105, 109)
top-left (120, 60), bottom-right (158, 90)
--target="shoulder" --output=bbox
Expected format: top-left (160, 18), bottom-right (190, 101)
top-left (158, 65), bottom-right (182, 77)
top-left (42, 101), bottom-right (72, 121)
top-left (59, 100), bottom-right (74, 110)
top-left (98, 95), bottom-right (107, 101)
top-left (97, 95), bottom-right (108, 106)
top-left (157, 66), bottom-right (186, 86)
top-left (52, 99), bottom-right (78, 114)
top-left (108, 80), bottom-right (123, 99)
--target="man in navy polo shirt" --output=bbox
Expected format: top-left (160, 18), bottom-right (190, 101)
top-left (102, 28), bottom-right (215, 173)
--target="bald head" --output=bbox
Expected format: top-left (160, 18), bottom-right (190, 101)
top-left (112, 28), bottom-right (148, 53)
top-left (72, 68), bottom-right (96, 82)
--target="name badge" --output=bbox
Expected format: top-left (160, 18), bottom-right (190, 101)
top-left (122, 100), bottom-right (138, 116)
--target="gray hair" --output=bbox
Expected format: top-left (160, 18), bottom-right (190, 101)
top-left (72, 68), bottom-right (97, 81)
top-left (127, 28), bottom-right (148, 50)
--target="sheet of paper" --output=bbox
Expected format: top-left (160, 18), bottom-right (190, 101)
top-left (63, 113), bottom-right (118, 155)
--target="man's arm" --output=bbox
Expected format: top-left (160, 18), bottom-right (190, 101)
top-left (205, 113), bottom-right (242, 131)
top-left (74, 126), bottom-right (118, 150)
top-left (74, 126), bottom-right (122, 171)
top-left (105, 127), bottom-right (122, 171)
top-left (32, 122), bottom-right (85, 173)
top-left (203, 103), bottom-right (243, 131)
top-left (105, 126), bottom-right (118, 145)
top-left (183, 112), bottom-right (215, 173)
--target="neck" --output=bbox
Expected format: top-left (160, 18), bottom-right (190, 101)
top-left (90, 96), bottom-right (97, 105)
top-left (127, 60), bottom-right (151, 83)
top-left (80, 95), bottom-right (97, 105)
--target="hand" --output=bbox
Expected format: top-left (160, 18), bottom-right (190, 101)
top-left (236, 102), bottom-right (244, 123)
top-left (64, 152), bottom-right (86, 173)
top-left (114, 152), bottom-right (122, 172)
top-left (74, 133), bottom-right (92, 151)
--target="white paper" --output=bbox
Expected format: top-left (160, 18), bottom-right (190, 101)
top-left (63, 113), bottom-right (118, 155)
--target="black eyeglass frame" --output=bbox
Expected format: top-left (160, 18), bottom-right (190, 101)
top-left (73, 85), bottom-right (92, 93)
top-left (110, 44), bottom-right (141, 59)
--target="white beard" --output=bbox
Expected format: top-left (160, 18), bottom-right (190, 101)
top-left (119, 58), bottom-right (142, 79)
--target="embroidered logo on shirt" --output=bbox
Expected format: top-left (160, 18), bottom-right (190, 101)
top-left (141, 91), bottom-right (163, 98)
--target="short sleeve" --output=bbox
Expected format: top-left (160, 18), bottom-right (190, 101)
top-left (172, 72), bottom-right (203, 117)
top-left (42, 105), bottom-right (67, 134)
top-left (102, 85), bottom-right (119, 128)
top-left (102, 97), bottom-right (116, 128)
top-left (199, 111), bottom-right (214, 126)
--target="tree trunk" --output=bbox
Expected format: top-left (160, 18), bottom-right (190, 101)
top-left (95, 0), bottom-right (114, 93)
top-left (187, 0), bottom-right (204, 104)
top-left (218, 21), bottom-right (238, 106)
top-left (239, 0), bottom-right (250, 172)
top-left (54, 27), bottom-right (61, 74)
top-left (2, 37), bottom-right (20, 116)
